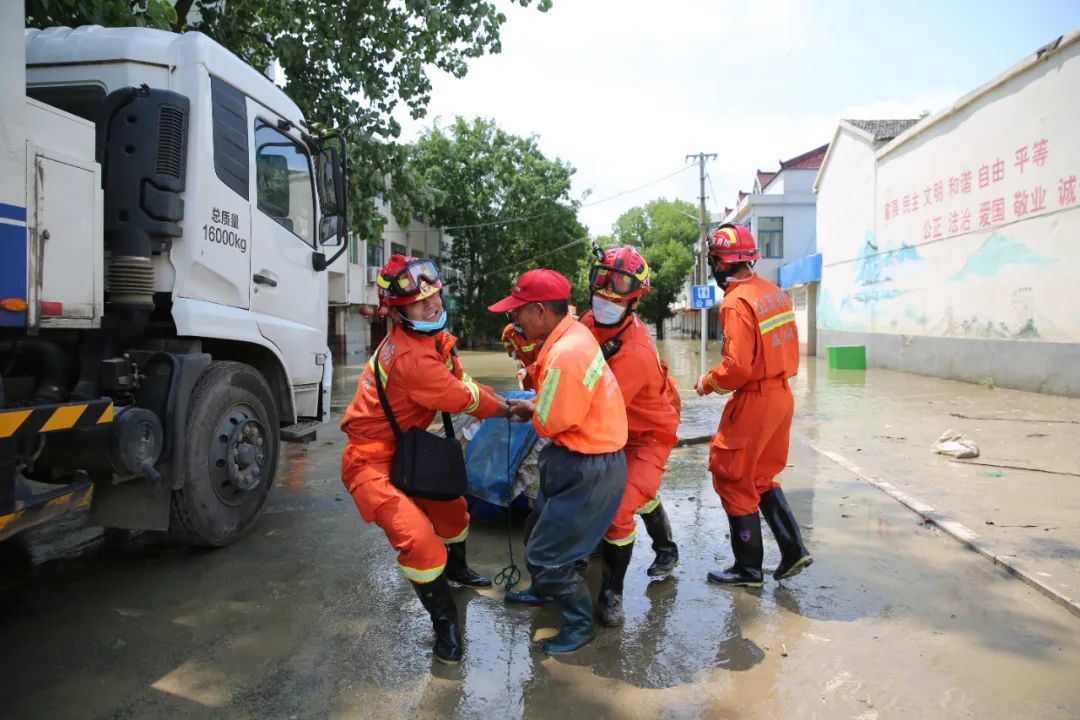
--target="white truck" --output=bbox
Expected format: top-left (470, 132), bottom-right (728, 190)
top-left (1, 7), bottom-right (348, 546)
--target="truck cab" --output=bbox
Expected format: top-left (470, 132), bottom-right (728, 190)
top-left (1, 14), bottom-right (348, 546)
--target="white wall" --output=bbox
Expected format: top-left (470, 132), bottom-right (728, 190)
top-left (818, 34), bottom-right (1080, 345)
top-left (749, 199), bottom-right (818, 283)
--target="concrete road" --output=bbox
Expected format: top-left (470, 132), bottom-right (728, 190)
top-left (1, 345), bottom-right (1078, 719)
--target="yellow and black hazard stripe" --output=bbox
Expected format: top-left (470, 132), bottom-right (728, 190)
top-left (0, 399), bottom-right (113, 440)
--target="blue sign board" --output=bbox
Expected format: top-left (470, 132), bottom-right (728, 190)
top-left (691, 284), bottom-right (716, 309)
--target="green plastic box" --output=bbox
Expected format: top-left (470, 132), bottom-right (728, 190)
top-left (827, 345), bottom-right (866, 370)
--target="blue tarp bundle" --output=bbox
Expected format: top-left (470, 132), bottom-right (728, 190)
top-left (464, 390), bottom-right (538, 507)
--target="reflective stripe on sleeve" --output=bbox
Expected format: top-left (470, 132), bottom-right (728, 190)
top-left (536, 368), bottom-right (561, 428)
top-left (583, 348), bottom-right (606, 391)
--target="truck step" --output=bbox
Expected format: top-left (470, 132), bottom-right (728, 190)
top-left (280, 420), bottom-right (320, 443)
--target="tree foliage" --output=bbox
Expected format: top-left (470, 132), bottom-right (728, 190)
top-left (25, 0), bottom-right (551, 240)
top-left (608, 199), bottom-right (698, 339)
top-left (409, 117), bottom-right (586, 345)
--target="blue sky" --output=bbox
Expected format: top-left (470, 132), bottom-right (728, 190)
top-left (397, 0), bottom-right (1080, 235)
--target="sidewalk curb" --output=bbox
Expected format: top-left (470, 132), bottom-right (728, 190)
top-left (805, 440), bottom-right (1080, 620)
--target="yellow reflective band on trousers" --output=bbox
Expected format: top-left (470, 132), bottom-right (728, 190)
top-left (400, 563), bottom-right (446, 583)
top-left (636, 497), bottom-right (661, 515)
top-left (441, 526), bottom-right (469, 544)
top-left (759, 310), bottom-right (795, 335)
top-left (604, 529), bottom-right (637, 546)
top-left (536, 368), bottom-right (560, 427)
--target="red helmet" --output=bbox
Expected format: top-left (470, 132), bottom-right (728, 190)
top-left (376, 254), bottom-right (442, 307)
top-left (589, 245), bottom-right (651, 300)
top-left (708, 224), bottom-right (760, 263)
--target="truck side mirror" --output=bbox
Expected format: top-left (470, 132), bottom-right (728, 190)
top-left (319, 215), bottom-right (342, 246)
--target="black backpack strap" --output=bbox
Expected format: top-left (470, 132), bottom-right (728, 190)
top-left (442, 411), bottom-right (457, 441)
top-left (371, 342), bottom-right (403, 441)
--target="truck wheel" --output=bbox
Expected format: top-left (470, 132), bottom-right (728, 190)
top-left (169, 361), bottom-right (279, 546)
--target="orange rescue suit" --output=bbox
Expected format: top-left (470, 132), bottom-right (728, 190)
top-left (501, 323), bottom-right (540, 391)
top-left (340, 324), bottom-right (501, 583)
top-left (700, 274), bottom-right (799, 516)
top-left (581, 312), bottom-right (681, 543)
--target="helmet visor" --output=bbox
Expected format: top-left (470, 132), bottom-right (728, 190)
top-left (391, 258), bottom-right (442, 296)
top-left (590, 265), bottom-right (641, 296)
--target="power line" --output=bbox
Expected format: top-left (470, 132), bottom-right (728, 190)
top-left (381, 163), bottom-right (695, 234)
top-left (745, 0), bottom-right (828, 110)
top-left (479, 235), bottom-right (592, 279)
top-left (706, 173), bottom-right (720, 215)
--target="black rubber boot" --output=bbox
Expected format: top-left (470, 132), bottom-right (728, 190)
top-left (707, 513), bottom-right (764, 588)
top-left (505, 585), bottom-right (553, 605)
top-left (411, 575), bottom-right (464, 664)
top-left (596, 541), bottom-right (634, 627)
top-left (444, 540), bottom-right (493, 589)
top-left (760, 488), bottom-right (813, 581)
top-left (640, 501), bottom-right (679, 578)
top-left (542, 583), bottom-right (596, 654)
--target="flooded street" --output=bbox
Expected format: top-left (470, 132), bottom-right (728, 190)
top-left (2, 340), bottom-right (1079, 719)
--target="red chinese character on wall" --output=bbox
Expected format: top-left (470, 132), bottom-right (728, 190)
top-left (891, 199), bottom-right (899, 217)
top-left (978, 201), bottom-right (991, 227)
top-left (924, 187), bottom-right (933, 206)
top-left (933, 216), bottom-right (942, 239)
top-left (911, 193), bottom-right (920, 212)
top-left (1014, 190), bottom-right (1029, 217)
top-left (979, 164), bottom-right (990, 188)
top-left (992, 158), bottom-right (1005, 183)
top-left (884, 202), bottom-right (891, 220)
top-left (961, 170), bottom-right (972, 194)
top-left (1032, 139), bottom-right (1049, 167)
top-left (949, 177), bottom-right (960, 196)
top-left (923, 220), bottom-right (932, 240)
top-left (1014, 145), bottom-right (1029, 174)
top-left (948, 211), bottom-right (959, 233)
top-left (1031, 185), bottom-right (1047, 213)
top-left (903, 195), bottom-right (911, 214)
top-left (1060, 175), bottom-right (1077, 206)
top-left (961, 208), bottom-right (972, 232)
top-left (933, 181), bottom-right (944, 203)
top-left (992, 197), bottom-right (1005, 223)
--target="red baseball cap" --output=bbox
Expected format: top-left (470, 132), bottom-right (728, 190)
top-left (488, 269), bottom-right (572, 312)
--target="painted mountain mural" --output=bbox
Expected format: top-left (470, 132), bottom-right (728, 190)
top-left (855, 230), bottom-right (922, 287)
top-left (950, 232), bottom-right (1052, 281)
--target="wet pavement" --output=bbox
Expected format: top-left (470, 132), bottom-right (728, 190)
top-left (2, 340), bottom-right (1079, 719)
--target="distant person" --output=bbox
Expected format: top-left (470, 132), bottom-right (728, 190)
top-left (501, 322), bottom-right (540, 391)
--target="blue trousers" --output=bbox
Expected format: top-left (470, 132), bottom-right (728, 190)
top-left (526, 444), bottom-right (627, 599)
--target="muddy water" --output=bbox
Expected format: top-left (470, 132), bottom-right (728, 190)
top-left (2, 341), bottom-right (1079, 719)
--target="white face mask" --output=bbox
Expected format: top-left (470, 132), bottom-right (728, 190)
top-left (591, 295), bottom-right (627, 326)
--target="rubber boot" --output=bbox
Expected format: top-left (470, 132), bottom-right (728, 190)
top-left (759, 487), bottom-right (813, 580)
top-left (411, 575), bottom-right (463, 664)
top-left (640, 501), bottom-right (679, 578)
top-left (505, 584), bottom-right (553, 605)
top-left (596, 541), bottom-right (634, 627)
top-left (444, 540), bottom-right (492, 589)
top-left (542, 583), bottom-right (596, 654)
top-left (707, 513), bottom-right (764, 588)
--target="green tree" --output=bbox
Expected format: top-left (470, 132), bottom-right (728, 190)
top-left (609, 199), bottom-right (698, 339)
top-left (409, 117), bottom-right (586, 345)
top-left (25, 0), bottom-right (552, 239)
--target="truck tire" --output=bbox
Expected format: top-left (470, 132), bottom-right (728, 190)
top-left (169, 361), bottom-right (280, 546)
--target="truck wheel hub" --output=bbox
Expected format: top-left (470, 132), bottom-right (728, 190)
top-left (211, 408), bottom-right (266, 505)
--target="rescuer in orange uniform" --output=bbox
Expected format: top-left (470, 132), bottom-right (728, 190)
top-left (694, 224), bottom-right (812, 588)
top-left (579, 246), bottom-right (681, 627)
top-left (501, 323), bottom-right (539, 391)
top-left (489, 269), bottom-right (628, 654)
top-left (340, 254), bottom-right (510, 664)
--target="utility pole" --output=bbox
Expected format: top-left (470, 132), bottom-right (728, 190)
top-left (686, 152), bottom-right (716, 381)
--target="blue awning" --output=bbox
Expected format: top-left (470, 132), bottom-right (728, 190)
top-left (779, 253), bottom-right (822, 290)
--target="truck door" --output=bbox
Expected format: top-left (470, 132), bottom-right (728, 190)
top-left (247, 109), bottom-right (327, 400)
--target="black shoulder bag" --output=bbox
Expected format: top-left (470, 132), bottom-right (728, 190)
top-left (372, 352), bottom-right (468, 501)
